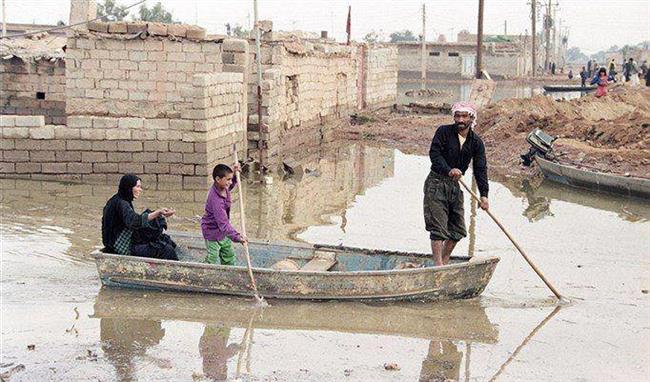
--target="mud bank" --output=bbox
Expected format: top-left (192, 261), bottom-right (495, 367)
top-left (341, 85), bottom-right (650, 179)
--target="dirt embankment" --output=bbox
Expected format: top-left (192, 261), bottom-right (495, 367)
top-left (478, 85), bottom-right (650, 178)
top-left (340, 85), bottom-right (650, 178)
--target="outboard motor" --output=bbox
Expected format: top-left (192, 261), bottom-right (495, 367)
top-left (520, 128), bottom-right (557, 166)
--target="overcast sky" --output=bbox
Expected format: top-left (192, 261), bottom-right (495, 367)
top-left (4, 0), bottom-right (649, 54)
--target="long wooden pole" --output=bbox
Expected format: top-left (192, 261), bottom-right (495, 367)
top-left (233, 144), bottom-right (265, 304)
top-left (458, 179), bottom-right (563, 300)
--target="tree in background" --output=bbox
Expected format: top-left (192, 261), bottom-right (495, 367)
top-left (97, 0), bottom-right (130, 21)
top-left (363, 31), bottom-right (380, 44)
top-left (137, 2), bottom-right (175, 23)
top-left (389, 30), bottom-right (417, 43)
top-left (566, 47), bottom-right (589, 64)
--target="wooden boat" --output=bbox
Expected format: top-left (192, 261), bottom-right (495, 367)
top-left (542, 84), bottom-right (596, 92)
top-left (92, 287), bottom-right (499, 343)
top-left (536, 155), bottom-right (650, 199)
top-left (91, 232), bottom-right (500, 302)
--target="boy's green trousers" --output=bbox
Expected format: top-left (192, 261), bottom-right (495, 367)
top-left (205, 238), bottom-right (236, 265)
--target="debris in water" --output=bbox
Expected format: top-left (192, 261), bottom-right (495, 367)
top-left (383, 362), bottom-right (400, 371)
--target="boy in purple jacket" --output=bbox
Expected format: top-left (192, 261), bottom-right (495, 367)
top-left (201, 164), bottom-right (247, 265)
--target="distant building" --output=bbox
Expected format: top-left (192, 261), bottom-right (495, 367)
top-left (2, 22), bottom-right (66, 37)
top-left (394, 35), bottom-right (531, 79)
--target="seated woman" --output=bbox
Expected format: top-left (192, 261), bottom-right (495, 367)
top-left (101, 174), bottom-right (177, 259)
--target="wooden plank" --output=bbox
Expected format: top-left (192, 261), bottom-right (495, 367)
top-left (300, 250), bottom-right (337, 272)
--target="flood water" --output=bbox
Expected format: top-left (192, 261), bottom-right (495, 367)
top-left (397, 81), bottom-right (584, 105)
top-left (2, 143), bottom-right (649, 381)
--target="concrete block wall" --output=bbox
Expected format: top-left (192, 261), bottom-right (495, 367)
top-left (0, 58), bottom-right (66, 125)
top-left (246, 42), bottom-right (359, 165)
top-left (484, 55), bottom-right (528, 78)
top-left (190, 72), bottom-right (247, 182)
top-left (65, 29), bottom-right (222, 119)
top-left (0, 72), bottom-right (246, 186)
top-left (397, 43), bottom-right (527, 79)
top-left (364, 46), bottom-right (398, 108)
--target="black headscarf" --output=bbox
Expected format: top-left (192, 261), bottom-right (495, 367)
top-left (117, 174), bottom-right (140, 205)
top-left (102, 174), bottom-right (143, 251)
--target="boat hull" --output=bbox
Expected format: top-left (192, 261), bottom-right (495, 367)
top-left (536, 155), bottom-right (650, 199)
top-left (92, 237), bottom-right (499, 302)
top-left (543, 85), bottom-right (596, 92)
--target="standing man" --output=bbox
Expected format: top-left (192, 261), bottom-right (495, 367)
top-left (580, 66), bottom-right (589, 87)
top-left (424, 102), bottom-right (489, 266)
top-left (627, 58), bottom-right (640, 86)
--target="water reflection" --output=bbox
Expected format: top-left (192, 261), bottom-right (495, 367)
top-left (100, 318), bottom-right (166, 381)
top-left (419, 340), bottom-right (462, 381)
top-left (199, 324), bottom-right (239, 381)
top-left (0, 143), bottom-right (395, 249)
top-left (92, 287), bottom-right (498, 380)
top-left (499, 177), bottom-right (650, 223)
top-left (397, 80), bottom-right (584, 106)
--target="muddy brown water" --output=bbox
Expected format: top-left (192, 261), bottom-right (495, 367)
top-left (2, 143), bottom-right (649, 381)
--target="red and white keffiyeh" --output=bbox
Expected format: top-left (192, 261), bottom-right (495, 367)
top-left (451, 102), bottom-right (477, 128)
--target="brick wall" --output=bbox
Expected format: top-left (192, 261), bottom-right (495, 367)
top-left (364, 46), bottom-right (398, 108)
top-left (246, 41), bottom-right (364, 166)
top-left (65, 31), bottom-right (222, 119)
top-left (0, 73), bottom-right (246, 186)
top-left (0, 58), bottom-right (66, 125)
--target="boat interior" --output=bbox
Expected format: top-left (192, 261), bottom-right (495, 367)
top-left (171, 234), bottom-right (468, 272)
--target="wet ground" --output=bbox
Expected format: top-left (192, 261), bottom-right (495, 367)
top-left (2, 143), bottom-right (649, 381)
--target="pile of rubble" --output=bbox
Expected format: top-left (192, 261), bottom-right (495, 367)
top-left (478, 84), bottom-right (650, 177)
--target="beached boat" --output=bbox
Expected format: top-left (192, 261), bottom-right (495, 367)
top-left (542, 84), bottom-right (596, 92)
top-left (536, 155), bottom-right (650, 199)
top-left (91, 232), bottom-right (499, 301)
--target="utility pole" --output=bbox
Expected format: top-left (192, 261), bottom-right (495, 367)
top-left (544, 1), bottom-right (552, 72)
top-left (420, 3), bottom-right (426, 89)
top-left (476, 0), bottom-right (484, 79)
top-left (346, 6), bottom-right (351, 45)
top-left (253, 0), bottom-right (265, 172)
top-left (552, 5), bottom-right (557, 64)
top-left (531, 0), bottom-right (536, 77)
top-left (504, 20), bottom-right (507, 35)
top-left (2, 0), bottom-right (6, 38)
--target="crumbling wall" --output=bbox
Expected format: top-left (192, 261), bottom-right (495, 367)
top-left (0, 58), bottom-right (66, 124)
top-left (246, 41), bottom-right (359, 166)
top-left (1, 23), bottom-right (246, 185)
